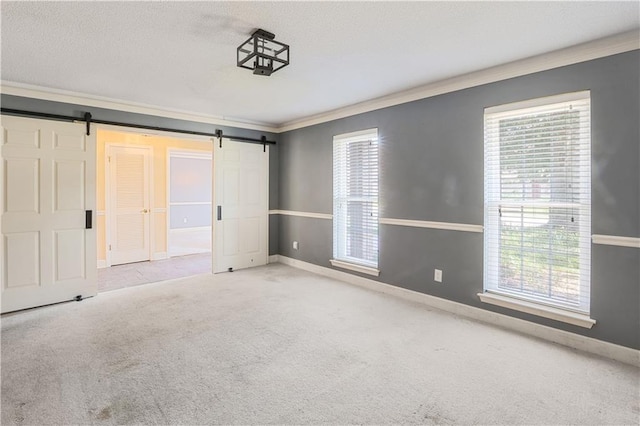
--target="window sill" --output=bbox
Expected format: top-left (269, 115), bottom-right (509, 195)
top-left (330, 259), bottom-right (380, 277)
top-left (477, 292), bottom-right (596, 329)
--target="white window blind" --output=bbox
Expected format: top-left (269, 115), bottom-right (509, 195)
top-left (484, 92), bottom-right (591, 313)
top-left (333, 128), bottom-right (379, 268)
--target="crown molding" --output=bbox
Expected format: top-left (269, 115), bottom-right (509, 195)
top-left (278, 30), bottom-right (640, 132)
top-left (0, 81), bottom-right (279, 133)
top-left (2, 31), bottom-right (638, 135)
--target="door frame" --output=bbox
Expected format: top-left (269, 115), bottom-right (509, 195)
top-left (104, 143), bottom-right (154, 267)
top-left (166, 148), bottom-right (213, 258)
top-left (98, 124), bottom-right (216, 268)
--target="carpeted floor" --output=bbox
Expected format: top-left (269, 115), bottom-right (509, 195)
top-left (2, 264), bottom-right (638, 425)
top-left (97, 253), bottom-right (212, 292)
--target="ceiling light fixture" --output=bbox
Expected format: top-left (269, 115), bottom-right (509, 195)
top-left (237, 29), bottom-right (289, 76)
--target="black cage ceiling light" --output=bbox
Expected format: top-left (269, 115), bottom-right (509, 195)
top-left (237, 29), bottom-right (289, 76)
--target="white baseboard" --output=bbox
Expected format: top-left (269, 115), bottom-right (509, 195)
top-left (169, 226), bottom-right (211, 233)
top-left (271, 255), bottom-right (640, 367)
top-left (268, 255), bottom-right (279, 264)
top-left (97, 260), bottom-right (107, 269)
top-left (152, 252), bottom-right (168, 261)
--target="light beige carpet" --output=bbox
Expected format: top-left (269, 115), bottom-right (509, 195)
top-left (2, 264), bottom-right (638, 425)
top-left (97, 252), bottom-right (211, 292)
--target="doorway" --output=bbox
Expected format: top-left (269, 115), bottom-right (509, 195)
top-left (97, 129), bottom-right (214, 291)
top-left (168, 150), bottom-right (213, 258)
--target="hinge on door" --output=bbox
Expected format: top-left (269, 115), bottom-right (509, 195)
top-left (109, 244), bottom-right (112, 251)
top-left (108, 156), bottom-right (111, 163)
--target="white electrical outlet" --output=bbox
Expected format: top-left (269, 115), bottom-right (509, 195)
top-left (434, 269), bottom-right (443, 283)
top-left (183, 218), bottom-right (188, 223)
top-left (293, 241), bottom-right (299, 250)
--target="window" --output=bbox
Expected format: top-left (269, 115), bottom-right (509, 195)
top-left (484, 92), bottom-right (591, 314)
top-left (332, 128), bottom-right (379, 274)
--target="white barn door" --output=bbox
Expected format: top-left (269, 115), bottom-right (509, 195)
top-left (214, 140), bottom-right (268, 273)
top-left (1, 115), bottom-right (96, 313)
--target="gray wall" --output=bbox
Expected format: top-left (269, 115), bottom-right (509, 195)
top-left (276, 50), bottom-right (640, 349)
top-left (170, 157), bottom-right (212, 204)
top-left (3, 51), bottom-right (638, 348)
top-left (0, 94), bottom-right (280, 253)
top-left (170, 205), bottom-right (212, 229)
top-left (169, 156), bottom-right (212, 229)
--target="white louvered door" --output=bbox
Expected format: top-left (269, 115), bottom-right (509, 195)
top-left (1, 115), bottom-right (96, 313)
top-left (109, 145), bottom-right (151, 265)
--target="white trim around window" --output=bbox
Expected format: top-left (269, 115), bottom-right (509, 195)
top-left (330, 259), bottom-right (380, 277)
top-left (483, 91), bottom-right (592, 315)
top-left (478, 292), bottom-right (595, 328)
top-left (333, 128), bottom-right (380, 270)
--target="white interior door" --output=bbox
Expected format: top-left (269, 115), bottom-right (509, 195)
top-left (1, 115), bottom-right (96, 313)
top-left (109, 145), bottom-right (151, 265)
top-left (214, 140), bottom-right (268, 273)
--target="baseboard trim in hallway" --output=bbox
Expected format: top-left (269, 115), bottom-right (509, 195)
top-left (272, 255), bottom-right (640, 367)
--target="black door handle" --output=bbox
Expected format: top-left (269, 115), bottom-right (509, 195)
top-left (85, 210), bottom-right (92, 229)
top-left (217, 206), bottom-right (222, 221)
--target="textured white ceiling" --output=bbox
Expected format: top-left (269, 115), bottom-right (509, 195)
top-left (1, 1), bottom-right (639, 127)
